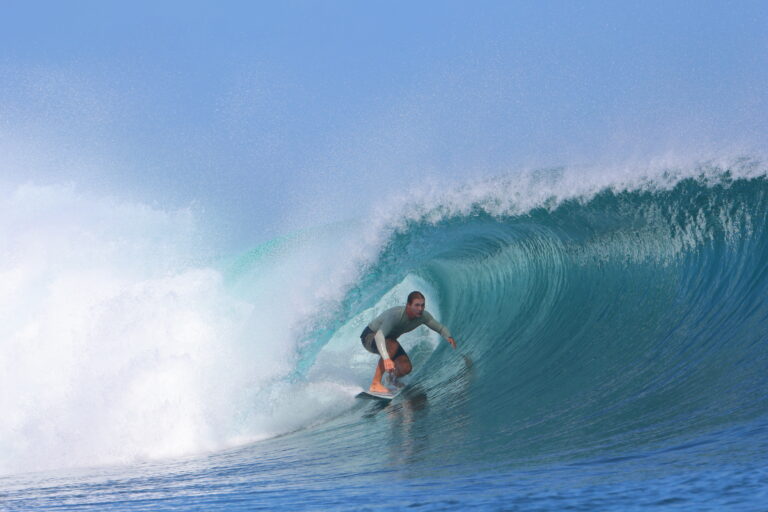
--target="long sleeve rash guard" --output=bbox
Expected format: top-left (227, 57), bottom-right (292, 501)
top-left (367, 306), bottom-right (452, 360)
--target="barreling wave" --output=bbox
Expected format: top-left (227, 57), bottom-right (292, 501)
top-left (4, 160), bottom-right (767, 479)
top-left (297, 163), bottom-right (768, 468)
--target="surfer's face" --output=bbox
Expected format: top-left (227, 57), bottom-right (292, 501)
top-left (406, 298), bottom-right (425, 318)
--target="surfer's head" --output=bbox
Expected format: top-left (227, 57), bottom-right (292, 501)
top-left (406, 291), bottom-right (426, 318)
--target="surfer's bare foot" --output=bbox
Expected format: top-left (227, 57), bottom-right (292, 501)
top-left (369, 383), bottom-right (389, 394)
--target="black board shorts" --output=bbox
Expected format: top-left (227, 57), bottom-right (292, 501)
top-left (360, 326), bottom-right (407, 359)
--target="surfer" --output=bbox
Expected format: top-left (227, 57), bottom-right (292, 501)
top-left (360, 291), bottom-right (457, 394)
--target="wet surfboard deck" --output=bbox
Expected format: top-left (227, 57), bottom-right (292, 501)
top-left (356, 389), bottom-right (399, 401)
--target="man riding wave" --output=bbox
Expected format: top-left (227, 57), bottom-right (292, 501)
top-left (360, 291), bottom-right (457, 394)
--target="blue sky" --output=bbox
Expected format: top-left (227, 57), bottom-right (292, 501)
top-left (1, 1), bottom-right (766, 243)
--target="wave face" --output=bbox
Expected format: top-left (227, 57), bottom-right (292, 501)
top-left (345, 174), bottom-right (768, 467)
top-left (4, 165), bottom-right (768, 510)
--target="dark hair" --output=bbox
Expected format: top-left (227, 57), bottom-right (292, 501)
top-left (407, 291), bottom-right (425, 304)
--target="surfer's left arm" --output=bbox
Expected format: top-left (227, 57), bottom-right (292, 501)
top-left (424, 312), bottom-right (457, 349)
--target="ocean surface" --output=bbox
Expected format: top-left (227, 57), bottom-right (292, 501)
top-left (2, 161), bottom-right (768, 510)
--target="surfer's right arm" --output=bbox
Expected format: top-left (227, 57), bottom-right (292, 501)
top-left (374, 330), bottom-right (396, 371)
top-left (374, 330), bottom-right (389, 360)
top-left (369, 307), bottom-right (400, 371)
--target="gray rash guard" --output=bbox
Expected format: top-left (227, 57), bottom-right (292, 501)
top-left (368, 306), bottom-right (452, 360)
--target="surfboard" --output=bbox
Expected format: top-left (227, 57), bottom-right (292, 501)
top-left (357, 373), bottom-right (404, 400)
top-left (356, 389), bottom-right (397, 401)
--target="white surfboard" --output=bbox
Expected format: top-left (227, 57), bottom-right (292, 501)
top-left (356, 389), bottom-right (398, 401)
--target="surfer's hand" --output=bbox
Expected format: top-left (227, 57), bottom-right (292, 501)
top-left (447, 337), bottom-right (457, 349)
top-left (383, 359), bottom-right (395, 372)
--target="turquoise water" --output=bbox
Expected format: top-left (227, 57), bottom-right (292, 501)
top-left (3, 169), bottom-right (768, 510)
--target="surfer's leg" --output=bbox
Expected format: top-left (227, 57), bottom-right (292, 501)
top-left (386, 339), bottom-right (412, 377)
top-left (369, 338), bottom-right (405, 393)
top-left (369, 358), bottom-right (388, 393)
top-left (394, 354), bottom-right (412, 377)
top-left (364, 329), bottom-right (390, 393)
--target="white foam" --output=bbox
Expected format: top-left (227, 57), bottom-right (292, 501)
top-left (0, 182), bottom-right (423, 476)
top-left (363, 156), bottom-right (766, 240)
top-left (0, 184), bottom-right (352, 476)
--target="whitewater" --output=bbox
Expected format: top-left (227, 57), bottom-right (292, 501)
top-left (2, 158), bottom-right (768, 510)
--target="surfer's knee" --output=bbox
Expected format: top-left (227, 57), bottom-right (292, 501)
top-left (397, 356), bottom-right (412, 376)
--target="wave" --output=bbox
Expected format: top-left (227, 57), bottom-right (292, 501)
top-left (3, 158), bottom-right (768, 476)
top-left (298, 161), bottom-right (768, 467)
